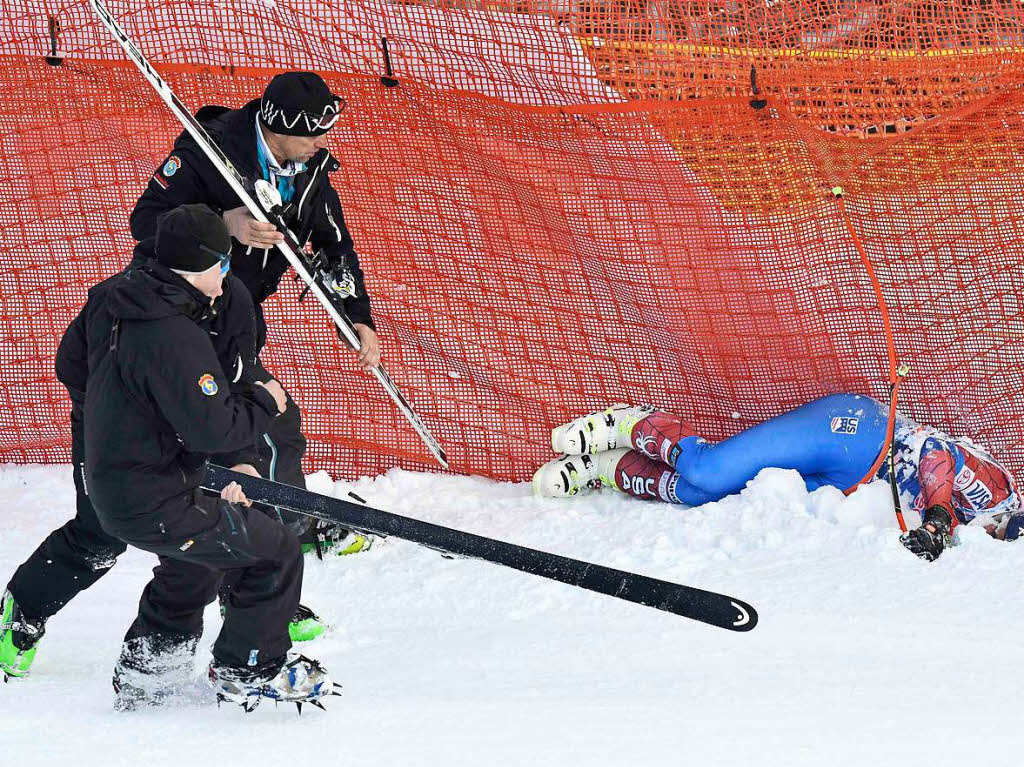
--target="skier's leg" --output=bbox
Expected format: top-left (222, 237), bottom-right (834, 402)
top-left (532, 450), bottom-right (631, 497)
top-left (672, 393), bottom-right (888, 499)
top-left (610, 451), bottom-right (719, 506)
top-left (624, 410), bottom-right (699, 465)
top-left (533, 449), bottom-right (718, 506)
top-left (551, 405), bottom-right (696, 458)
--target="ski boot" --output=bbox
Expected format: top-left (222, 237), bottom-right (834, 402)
top-left (550, 405), bottom-right (656, 455)
top-left (531, 449), bottom-right (630, 497)
top-left (301, 520), bottom-right (374, 559)
top-left (210, 651), bottom-right (341, 713)
top-left (1, 590), bottom-right (46, 681)
top-left (289, 604), bottom-right (328, 643)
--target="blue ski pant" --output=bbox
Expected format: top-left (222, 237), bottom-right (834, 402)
top-left (667, 394), bottom-right (889, 506)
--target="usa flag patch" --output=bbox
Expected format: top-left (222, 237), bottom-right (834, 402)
top-left (830, 416), bottom-right (859, 435)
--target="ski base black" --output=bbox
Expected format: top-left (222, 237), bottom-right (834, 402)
top-left (203, 465), bottom-right (758, 632)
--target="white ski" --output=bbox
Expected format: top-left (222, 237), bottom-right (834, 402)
top-left (90, 0), bottom-right (448, 469)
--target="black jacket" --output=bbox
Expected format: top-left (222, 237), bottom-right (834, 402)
top-left (83, 262), bottom-right (279, 533)
top-left (57, 257), bottom-right (262, 466)
top-left (130, 100), bottom-right (374, 350)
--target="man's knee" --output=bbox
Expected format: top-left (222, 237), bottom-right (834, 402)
top-left (677, 450), bottom-right (743, 498)
top-left (60, 516), bottom-right (128, 571)
top-left (273, 520), bottom-right (302, 565)
top-left (149, 559), bottom-right (223, 609)
top-left (242, 504), bottom-right (302, 565)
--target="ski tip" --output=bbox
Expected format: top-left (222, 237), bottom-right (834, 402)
top-left (726, 599), bottom-right (758, 632)
top-left (657, 589), bottom-right (759, 632)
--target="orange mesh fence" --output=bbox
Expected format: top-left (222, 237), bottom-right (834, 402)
top-left (1, 1), bottom-right (1022, 481)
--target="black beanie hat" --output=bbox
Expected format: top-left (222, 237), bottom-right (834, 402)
top-left (259, 71), bottom-right (341, 137)
top-left (155, 204), bottom-right (232, 273)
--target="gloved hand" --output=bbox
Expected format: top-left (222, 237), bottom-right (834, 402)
top-left (900, 505), bottom-right (953, 562)
top-left (1003, 512), bottom-right (1024, 542)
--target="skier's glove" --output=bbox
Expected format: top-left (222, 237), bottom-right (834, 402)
top-left (900, 505), bottom-right (953, 562)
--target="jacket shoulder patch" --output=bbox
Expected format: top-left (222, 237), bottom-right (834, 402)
top-left (162, 155), bottom-right (182, 177)
top-left (198, 373), bottom-right (218, 396)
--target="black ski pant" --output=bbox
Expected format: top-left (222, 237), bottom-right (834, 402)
top-left (6, 406), bottom-right (312, 628)
top-left (253, 358), bottom-right (312, 537)
top-left (102, 491), bottom-right (302, 670)
top-left (7, 424), bottom-right (126, 620)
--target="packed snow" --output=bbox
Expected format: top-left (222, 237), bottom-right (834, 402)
top-left (0, 462), bottom-right (1020, 767)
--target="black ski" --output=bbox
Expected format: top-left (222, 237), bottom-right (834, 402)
top-left (203, 465), bottom-right (758, 632)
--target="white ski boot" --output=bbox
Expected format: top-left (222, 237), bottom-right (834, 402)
top-left (210, 651), bottom-right (340, 713)
top-left (531, 449), bottom-right (630, 497)
top-left (550, 405), bottom-right (656, 455)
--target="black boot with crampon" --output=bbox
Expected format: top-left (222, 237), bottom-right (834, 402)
top-left (209, 651), bottom-right (341, 713)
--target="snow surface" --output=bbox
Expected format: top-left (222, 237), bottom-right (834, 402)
top-left (0, 462), bottom-right (1020, 767)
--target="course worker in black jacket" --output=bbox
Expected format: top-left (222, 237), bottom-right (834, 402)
top-left (83, 204), bottom-right (326, 706)
top-left (129, 70), bottom-right (378, 555)
top-left (0, 262), bottom-right (262, 682)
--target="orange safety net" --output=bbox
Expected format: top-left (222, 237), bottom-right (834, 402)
top-left (1, 1), bottom-right (1023, 482)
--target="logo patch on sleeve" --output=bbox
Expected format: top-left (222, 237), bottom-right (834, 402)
top-left (198, 373), bottom-right (218, 396)
top-left (162, 155), bottom-right (182, 177)
top-left (830, 416), bottom-right (859, 435)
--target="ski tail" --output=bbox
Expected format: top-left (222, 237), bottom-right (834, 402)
top-left (371, 363), bottom-right (449, 469)
top-left (202, 465), bottom-right (757, 632)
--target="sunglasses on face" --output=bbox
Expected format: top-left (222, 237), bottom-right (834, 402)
top-left (199, 244), bottom-right (231, 275)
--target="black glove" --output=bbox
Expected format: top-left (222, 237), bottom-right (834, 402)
top-left (900, 505), bottom-right (953, 562)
